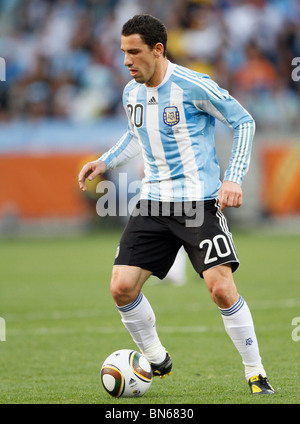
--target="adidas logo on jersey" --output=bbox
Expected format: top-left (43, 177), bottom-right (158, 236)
top-left (148, 96), bottom-right (158, 105)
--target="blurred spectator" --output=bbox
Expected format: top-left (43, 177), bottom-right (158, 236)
top-left (232, 41), bottom-right (277, 94)
top-left (0, 0), bottom-right (299, 130)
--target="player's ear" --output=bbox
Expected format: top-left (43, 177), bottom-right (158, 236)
top-left (153, 42), bottom-right (164, 58)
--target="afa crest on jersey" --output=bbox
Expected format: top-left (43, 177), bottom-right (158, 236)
top-left (163, 106), bottom-right (180, 126)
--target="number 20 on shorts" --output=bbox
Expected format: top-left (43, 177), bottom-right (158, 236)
top-left (200, 235), bottom-right (231, 264)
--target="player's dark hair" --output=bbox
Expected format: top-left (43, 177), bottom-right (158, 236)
top-left (122, 14), bottom-right (167, 57)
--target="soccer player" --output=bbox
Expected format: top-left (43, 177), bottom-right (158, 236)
top-left (78, 14), bottom-right (274, 395)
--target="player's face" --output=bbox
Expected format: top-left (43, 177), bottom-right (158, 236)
top-left (121, 34), bottom-right (160, 87)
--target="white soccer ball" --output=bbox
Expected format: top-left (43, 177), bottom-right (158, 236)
top-left (100, 349), bottom-right (153, 398)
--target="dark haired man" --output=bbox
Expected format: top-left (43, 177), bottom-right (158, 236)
top-left (79, 15), bottom-right (274, 395)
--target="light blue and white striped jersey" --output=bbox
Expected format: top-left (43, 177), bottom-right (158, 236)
top-left (100, 61), bottom-right (255, 202)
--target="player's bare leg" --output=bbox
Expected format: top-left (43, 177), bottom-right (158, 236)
top-left (110, 265), bottom-right (172, 377)
top-left (203, 263), bottom-right (239, 308)
top-left (110, 265), bottom-right (151, 307)
top-left (203, 264), bottom-right (274, 394)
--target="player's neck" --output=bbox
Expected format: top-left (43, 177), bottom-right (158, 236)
top-left (145, 58), bottom-right (168, 88)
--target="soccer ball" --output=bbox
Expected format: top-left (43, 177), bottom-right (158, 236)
top-left (101, 349), bottom-right (153, 398)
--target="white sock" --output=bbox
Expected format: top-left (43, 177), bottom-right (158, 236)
top-left (117, 292), bottom-right (166, 364)
top-left (164, 247), bottom-right (187, 285)
top-left (219, 295), bottom-right (266, 380)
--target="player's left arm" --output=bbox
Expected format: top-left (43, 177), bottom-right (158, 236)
top-left (217, 98), bottom-right (255, 212)
top-left (218, 180), bottom-right (242, 212)
top-left (194, 76), bottom-right (255, 211)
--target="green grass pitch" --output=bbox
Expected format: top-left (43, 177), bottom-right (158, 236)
top-left (0, 229), bottom-right (299, 404)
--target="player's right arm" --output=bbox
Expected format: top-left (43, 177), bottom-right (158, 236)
top-left (78, 130), bottom-right (141, 191)
top-left (78, 159), bottom-right (107, 192)
top-left (78, 83), bottom-right (141, 191)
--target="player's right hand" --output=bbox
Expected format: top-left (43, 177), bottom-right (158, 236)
top-left (78, 160), bottom-right (107, 191)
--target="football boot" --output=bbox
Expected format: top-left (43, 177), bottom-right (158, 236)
top-left (249, 374), bottom-right (275, 394)
top-left (151, 352), bottom-right (172, 378)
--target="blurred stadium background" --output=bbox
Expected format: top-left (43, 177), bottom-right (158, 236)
top-left (1, 0), bottom-right (300, 405)
top-left (0, 0), bottom-right (299, 234)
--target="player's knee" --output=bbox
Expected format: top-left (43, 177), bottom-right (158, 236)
top-left (206, 276), bottom-right (238, 308)
top-left (110, 268), bottom-right (136, 306)
top-left (209, 281), bottom-right (231, 306)
top-left (204, 265), bottom-right (238, 308)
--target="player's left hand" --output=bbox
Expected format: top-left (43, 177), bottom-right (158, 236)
top-left (218, 181), bottom-right (242, 212)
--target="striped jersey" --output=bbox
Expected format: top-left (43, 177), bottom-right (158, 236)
top-left (99, 61), bottom-right (255, 202)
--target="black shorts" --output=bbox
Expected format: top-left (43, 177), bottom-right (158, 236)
top-left (114, 199), bottom-right (239, 279)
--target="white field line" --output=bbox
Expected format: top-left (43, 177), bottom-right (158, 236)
top-left (6, 322), bottom-right (292, 337)
top-left (3, 298), bottom-right (300, 324)
top-left (7, 325), bottom-right (209, 337)
top-left (4, 309), bottom-right (102, 322)
top-left (2, 298), bottom-right (299, 337)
